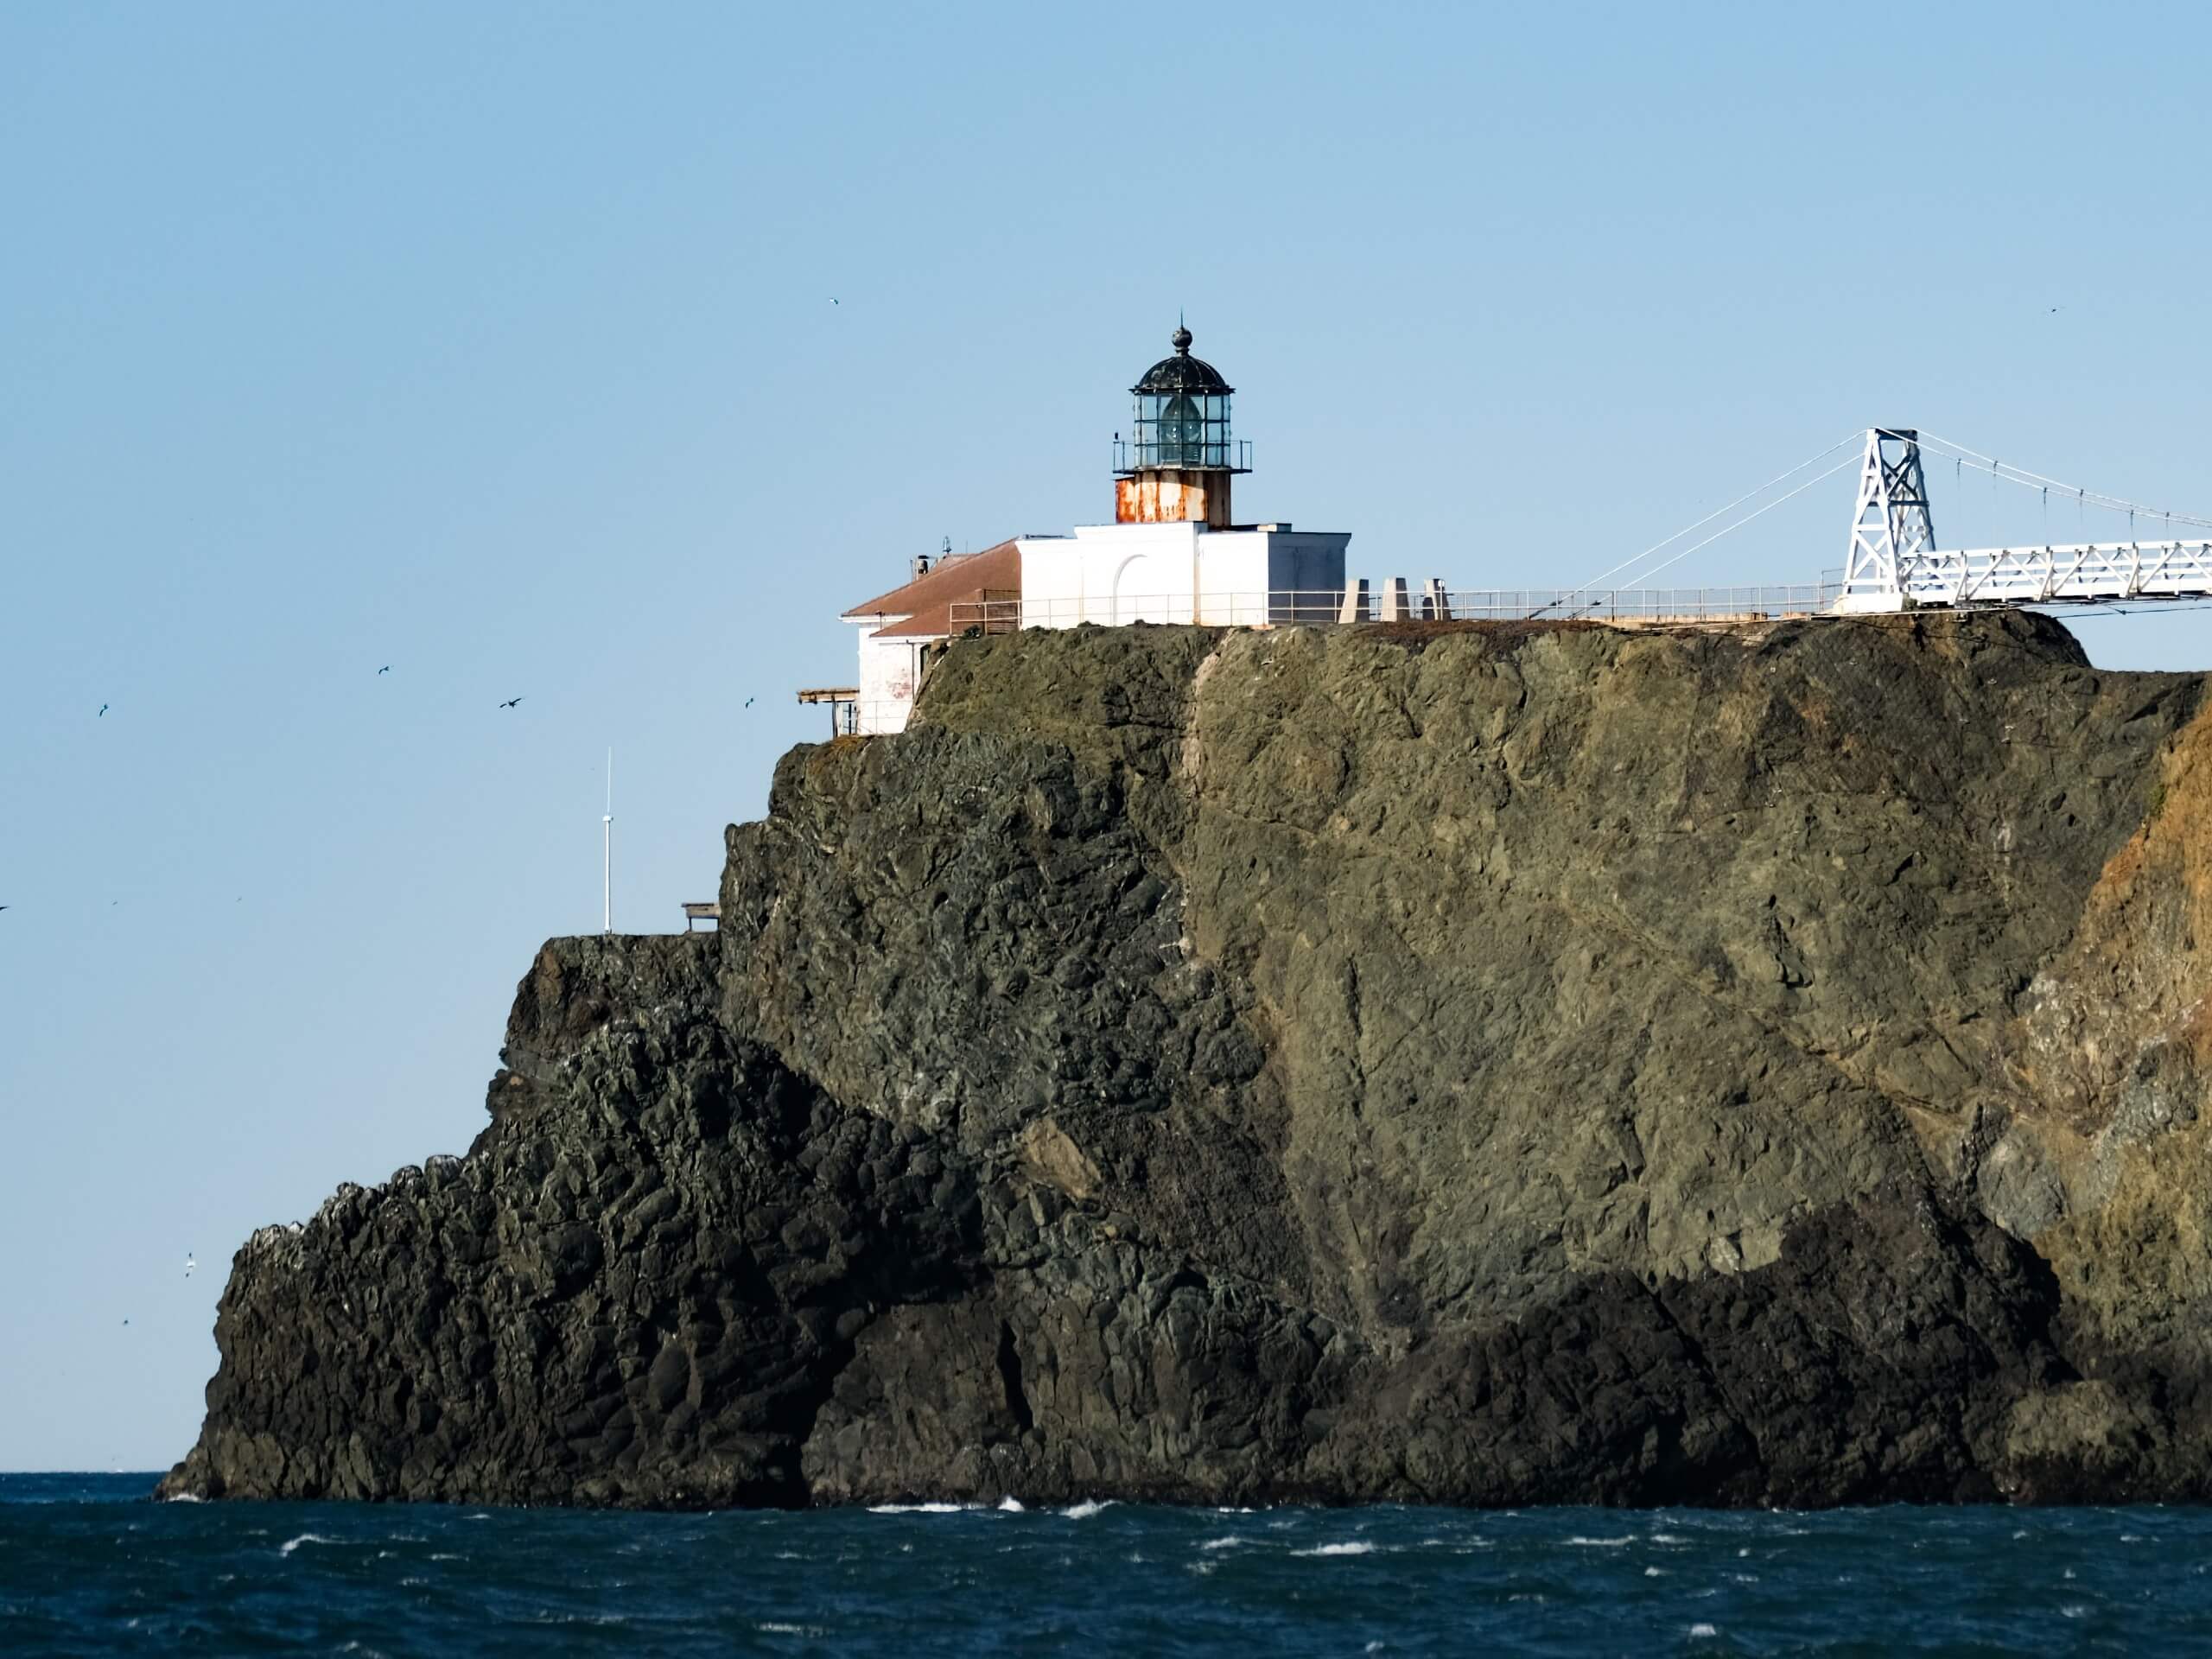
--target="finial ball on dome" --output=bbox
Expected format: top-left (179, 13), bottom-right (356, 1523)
top-left (1172, 324), bottom-right (1193, 353)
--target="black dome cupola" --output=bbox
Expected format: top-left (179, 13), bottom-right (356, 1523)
top-left (1133, 325), bottom-right (1233, 397)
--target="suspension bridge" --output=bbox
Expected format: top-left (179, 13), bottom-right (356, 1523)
top-left (1427, 426), bottom-right (2212, 624)
top-left (1832, 428), bottom-right (2212, 613)
top-left (1496, 425), bottom-right (2212, 623)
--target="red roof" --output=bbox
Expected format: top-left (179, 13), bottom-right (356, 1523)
top-left (842, 539), bottom-right (1022, 639)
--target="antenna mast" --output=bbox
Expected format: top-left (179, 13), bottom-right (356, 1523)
top-left (602, 747), bottom-right (613, 936)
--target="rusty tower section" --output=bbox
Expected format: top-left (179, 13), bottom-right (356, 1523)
top-left (1113, 324), bottom-right (1251, 528)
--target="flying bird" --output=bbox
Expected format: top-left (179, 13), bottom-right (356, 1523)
top-left (378, 665), bottom-right (391, 675)
top-left (830, 297), bottom-right (839, 306)
top-left (185, 1252), bottom-right (196, 1278)
top-left (499, 696), bottom-right (524, 709)
top-left (745, 696), bottom-right (755, 708)
top-left (98, 704), bottom-right (108, 717)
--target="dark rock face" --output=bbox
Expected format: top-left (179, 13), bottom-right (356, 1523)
top-left (163, 613), bottom-right (2212, 1507)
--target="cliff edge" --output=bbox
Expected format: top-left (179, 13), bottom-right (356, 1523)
top-left (162, 612), bottom-right (2212, 1506)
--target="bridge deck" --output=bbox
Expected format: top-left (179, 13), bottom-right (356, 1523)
top-left (1839, 540), bottom-right (2212, 612)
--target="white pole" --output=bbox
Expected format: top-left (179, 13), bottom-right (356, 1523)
top-left (602, 747), bottom-right (613, 935)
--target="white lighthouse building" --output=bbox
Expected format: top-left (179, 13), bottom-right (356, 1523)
top-left (830, 325), bottom-right (1350, 734)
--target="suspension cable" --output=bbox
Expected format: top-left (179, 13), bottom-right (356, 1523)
top-left (1567, 454), bottom-right (1862, 613)
top-left (1914, 431), bottom-right (2212, 533)
top-left (1537, 431), bottom-right (1865, 614)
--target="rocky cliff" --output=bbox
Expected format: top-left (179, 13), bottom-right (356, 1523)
top-left (162, 612), bottom-right (2212, 1507)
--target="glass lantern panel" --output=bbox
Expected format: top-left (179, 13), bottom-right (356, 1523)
top-left (1129, 391), bottom-right (1234, 467)
top-left (1160, 393), bottom-right (1205, 464)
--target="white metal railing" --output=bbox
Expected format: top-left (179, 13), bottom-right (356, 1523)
top-left (949, 587), bottom-right (1841, 632)
top-left (1894, 542), bottom-right (2212, 608)
top-left (854, 697), bottom-right (913, 736)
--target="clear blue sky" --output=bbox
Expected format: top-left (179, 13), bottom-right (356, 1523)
top-left (5, 2), bottom-right (2211, 1471)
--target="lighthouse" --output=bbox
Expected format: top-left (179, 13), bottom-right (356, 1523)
top-left (827, 321), bottom-right (1351, 733)
top-left (1113, 325), bottom-right (1249, 529)
top-left (1016, 322), bottom-right (1350, 627)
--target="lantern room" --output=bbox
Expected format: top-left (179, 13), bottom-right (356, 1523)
top-left (1113, 324), bottom-right (1251, 528)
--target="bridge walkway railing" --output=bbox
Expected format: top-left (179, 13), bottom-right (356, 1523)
top-left (1895, 542), bottom-right (2212, 608)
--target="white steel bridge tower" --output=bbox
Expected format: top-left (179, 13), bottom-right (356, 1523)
top-left (1834, 429), bottom-right (1936, 613)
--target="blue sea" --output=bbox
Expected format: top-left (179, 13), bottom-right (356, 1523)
top-left (3, 1475), bottom-right (2209, 1655)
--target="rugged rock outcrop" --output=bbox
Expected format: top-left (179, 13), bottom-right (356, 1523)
top-left (162, 612), bottom-right (2212, 1506)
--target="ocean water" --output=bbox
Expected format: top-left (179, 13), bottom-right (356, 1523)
top-left (3, 1475), bottom-right (2209, 1656)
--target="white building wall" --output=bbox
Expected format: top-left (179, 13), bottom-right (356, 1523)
top-left (1019, 523), bottom-right (1348, 629)
top-left (1191, 530), bottom-right (1272, 624)
top-left (1014, 534), bottom-right (1087, 625)
top-left (853, 620), bottom-right (923, 734)
top-left (1103, 522), bottom-right (1202, 624)
top-left (1018, 524), bottom-right (1205, 626)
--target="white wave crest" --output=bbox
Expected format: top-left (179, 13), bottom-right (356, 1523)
top-left (997, 1496), bottom-right (1025, 1512)
top-left (1199, 1535), bottom-right (1246, 1551)
top-left (867, 1502), bottom-right (970, 1515)
top-left (1689, 1624), bottom-right (1719, 1638)
top-left (1061, 1499), bottom-right (1109, 1519)
top-left (1565, 1535), bottom-right (1635, 1548)
top-left (1294, 1541), bottom-right (1378, 1557)
top-left (278, 1533), bottom-right (340, 1556)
